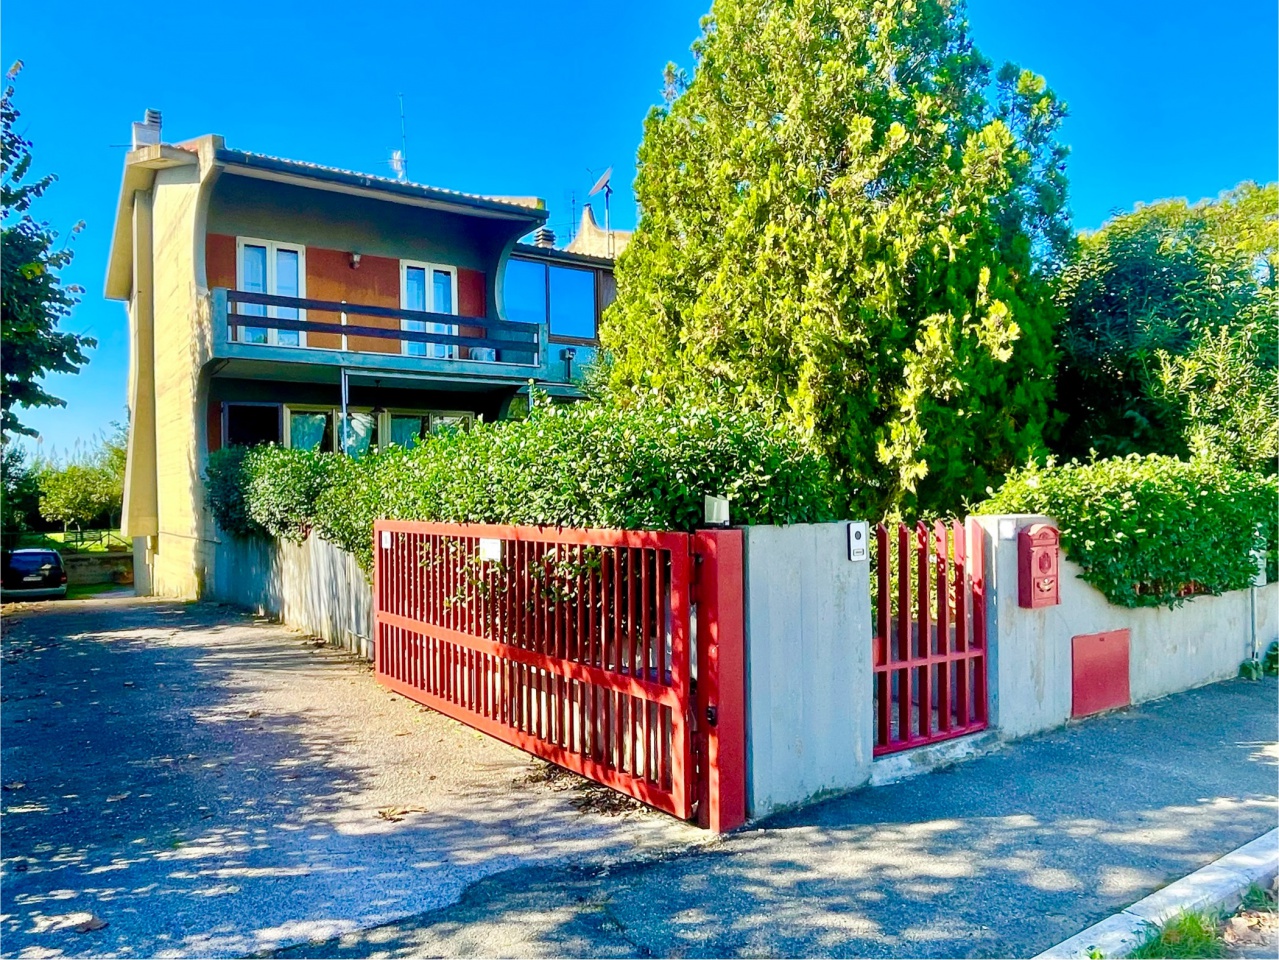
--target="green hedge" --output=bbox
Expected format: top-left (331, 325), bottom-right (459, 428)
top-left (205, 398), bottom-right (837, 569)
top-left (976, 455), bottom-right (1277, 608)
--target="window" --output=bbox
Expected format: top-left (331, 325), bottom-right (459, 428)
top-left (504, 258), bottom-right (548, 325)
top-left (387, 411), bottom-right (475, 448)
top-left (287, 409), bottom-right (333, 452)
top-left (281, 406), bottom-right (383, 457)
top-left (236, 238), bottom-right (306, 346)
top-left (340, 412), bottom-right (378, 457)
top-left (225, 403), bottom-right (282, 447)
top-left (503, 257), bottom-right (600, 342)
top-left (548, 265), bottom-right (596, 341)
top-left (401, 261), bottom-right (457, 359)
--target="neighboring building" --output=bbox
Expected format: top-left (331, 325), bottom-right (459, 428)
top-left (107, 112), bottom-right (621, 598)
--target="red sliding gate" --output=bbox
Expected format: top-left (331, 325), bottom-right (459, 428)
top-left (873, 520), bottom-right (988, 755)
top-left (372, 520), bottom-right (745, 831)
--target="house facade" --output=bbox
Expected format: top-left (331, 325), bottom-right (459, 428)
top-left (108, 112), bottom-right (625, 598)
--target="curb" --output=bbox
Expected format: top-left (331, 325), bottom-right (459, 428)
top-left (1033, 828), bottom-right (1279, 959)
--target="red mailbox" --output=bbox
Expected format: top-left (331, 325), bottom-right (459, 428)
top-left (1018, 523), bottom-right (1060, 608)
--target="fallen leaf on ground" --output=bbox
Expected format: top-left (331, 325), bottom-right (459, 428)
top-left (74, 915), bottom-right (108, 933)
top-left (376, 806), bottom-right (425, 822)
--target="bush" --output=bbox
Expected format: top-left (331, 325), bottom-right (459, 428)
top-left (975, 455), bottom-right (1276, 608)
top-left (204, 447), bottom-right (260, 538)
top-left (205, 398), bottom-right (838, 569)
top-left (204, 446), bottom-right (339, 542)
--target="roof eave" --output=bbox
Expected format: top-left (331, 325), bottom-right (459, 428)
top-left (104, 145), bottom-right (201, 300)
top-left (214, 148), bottom-right (549, 224)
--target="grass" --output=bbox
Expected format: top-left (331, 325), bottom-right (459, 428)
top-left (1241, 882), bottom-right (1277, 911)
top-left (66, 582), bottom-right (130, 601)
top-left (1129, 911), bottom-right (1227, 959)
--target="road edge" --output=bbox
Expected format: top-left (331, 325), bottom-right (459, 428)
top-left (1033, 828), bottom-right (1279, 959)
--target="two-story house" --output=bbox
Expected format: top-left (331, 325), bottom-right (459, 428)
top-left (108, 111), bottom-right (627, 599)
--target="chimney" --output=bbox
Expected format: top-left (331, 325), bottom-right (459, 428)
top-left (131, 109), bottom-right (162, 149)
top-left (533, 226), bottom-right (556, 248)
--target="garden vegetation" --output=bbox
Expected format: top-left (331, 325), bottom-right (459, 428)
top-left (976, 456), bottom-right (1276, 607)
top-left (205, 397), bottom-right (836, 569)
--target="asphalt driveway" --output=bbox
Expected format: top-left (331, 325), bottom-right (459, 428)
top-left (0, 596), bottom-right (700, 958)
top-left (279, 678), bottom-right (1279, 959)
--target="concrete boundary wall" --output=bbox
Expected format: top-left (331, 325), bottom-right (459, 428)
top-left (209, 534), bottom-right (373, 658)
top-left (742, 523), bottom-right (872, 819)
top-left (975, 514), bottom-right (1279, 740)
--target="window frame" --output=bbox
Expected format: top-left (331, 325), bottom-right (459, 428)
top-left (281, 403), bottom-right (337, 452)
top-left (400, 260), bottom-right (459, 359)
top-left (506, 255), bottom-right (602, 346)
top-left (235, 237), bottom-right (308, 347)
top-left (384, 408), bottom-right (476, 447)
top-left (222, 401), bottom-right (283, 448)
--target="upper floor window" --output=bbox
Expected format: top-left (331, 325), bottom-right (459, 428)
top-left (401, 261), bottom-right (457, 359)
top-left (504, 257), bottom-right (600, 343)
top-left (236, 238), bottom-right (306, 346)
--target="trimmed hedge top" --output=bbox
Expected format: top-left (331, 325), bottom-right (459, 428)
top-left (976, 454), bottom-right (1277, 608)
top-left (205, 397), bottom-right (837, 569)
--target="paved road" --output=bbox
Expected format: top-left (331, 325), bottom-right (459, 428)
top-left (0, 596), bottom-right (699, 958)
top-left (276, 678), bottom-right (1279, 959)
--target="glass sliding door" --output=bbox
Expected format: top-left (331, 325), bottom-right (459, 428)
top-left (236, 238), bottom-right (307, 346)
top-left (401, 261), bottom-right (457, 358)
top-left (237, 243), bottom-right (269, 343)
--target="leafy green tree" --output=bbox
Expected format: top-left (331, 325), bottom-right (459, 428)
top-left (37, 461), bottom-right (116, 532)
top-left (602, 0), bottom-right (1069, 517)
top-left (1054, 182), bottom-right (1277, 470)
top-left (1, 61), bottom-right (95, 438)
top-left (1, 442), bottom-right (42, 544)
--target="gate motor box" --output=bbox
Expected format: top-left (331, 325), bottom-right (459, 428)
top-left (1017, 523), bottom-right (1060, 608)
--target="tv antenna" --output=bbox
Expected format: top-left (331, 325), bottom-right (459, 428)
top-left (391, 93), bottom-right (409, 180)
top-left (589, 166), bottom-right (613, 257)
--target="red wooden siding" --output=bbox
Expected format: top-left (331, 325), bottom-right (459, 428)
top-left (205, 234), bottom-right (486, 356)
top-left (456, 268), bottom-right (486, 360)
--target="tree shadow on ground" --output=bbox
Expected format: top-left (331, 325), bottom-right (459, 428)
top-left (0, 597), bottom-right (697, 959)
top-left (269, 679), bottom-right (1279, 959)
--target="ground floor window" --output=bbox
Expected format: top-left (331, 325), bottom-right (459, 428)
top-left (224, 403), bottom-right (282, 447)
top-left (387, 410), bottom-right (474, 447)
top-left (286, 408), bottom-right (333, 452)
top-left (218, 402), bottom-right (471, 456)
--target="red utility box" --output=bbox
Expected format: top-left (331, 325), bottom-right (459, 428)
top-left (1018, 524), bottom-right (1060, 608)
top-left (1072, 629), bottom-right (1131, 717)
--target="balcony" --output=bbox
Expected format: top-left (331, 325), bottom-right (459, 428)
top-left (209, 288), bottom-right (560, 387)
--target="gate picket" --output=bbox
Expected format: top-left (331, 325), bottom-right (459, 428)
top-left (373, 520), bottom-right (700, 820)
top-left (872, 519), bottom-right (989, 754)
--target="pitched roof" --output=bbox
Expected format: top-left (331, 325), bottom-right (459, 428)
top-left (214, 147), bottom-right (548, 222)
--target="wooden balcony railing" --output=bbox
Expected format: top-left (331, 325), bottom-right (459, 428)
top-left (225, 289), bottom-right (539, 364)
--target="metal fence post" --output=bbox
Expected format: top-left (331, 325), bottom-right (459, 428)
top-left (693, 528), bottom-right (746, 833)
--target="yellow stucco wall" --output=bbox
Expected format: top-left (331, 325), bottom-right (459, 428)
top-left (127, 148), bottom-right (220, 599)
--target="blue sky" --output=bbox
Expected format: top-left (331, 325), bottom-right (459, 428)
top-left (3, 0), bottom-right (1276, 455)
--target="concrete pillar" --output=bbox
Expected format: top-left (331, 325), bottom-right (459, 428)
top-left (742, 523), bottom-right (872, 818)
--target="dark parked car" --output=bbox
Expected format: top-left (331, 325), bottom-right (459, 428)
top-left (1, 548), bottom-right (68, 601)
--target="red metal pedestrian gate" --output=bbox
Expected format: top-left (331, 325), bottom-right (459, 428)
top-left (372, 520), bottom-right (745, 831)
top-left (873, 520), bottom-right (988, 755)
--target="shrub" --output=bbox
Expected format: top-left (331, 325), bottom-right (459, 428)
top-left (315, 397), bottom-right (837, 568)
top-left (204, 398), bottom-right (838, 569)
top-left (204, 447), bottom-right (259, 538)
top-left (975, 455), bottom-right (1276, 608)
top-left (240, 446), bottom-right (338, 543)
top-left (204, 445), bottom-right (339, 542)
